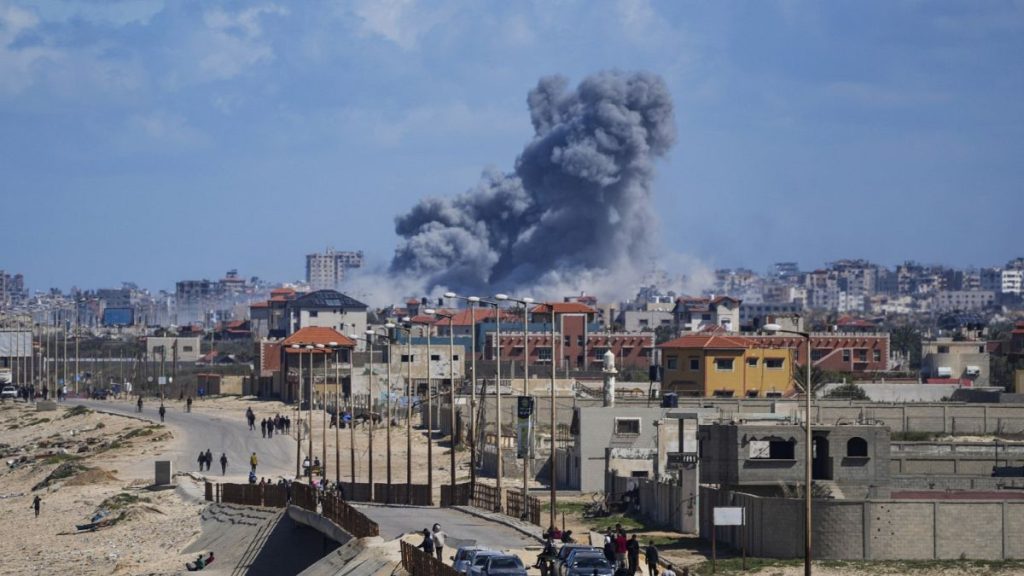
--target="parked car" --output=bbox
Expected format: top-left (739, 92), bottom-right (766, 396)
top-left (452, 546), bottom-right (490, 574)
top-left (564, 553), bottom-right (614, 576)
top-left (471, 554), bottom-right (526, 576)
top-left (553, 545), bottom-right (601, 576)
top-left (467, 550), bottom-right (503, 576)
top-left (560, 549), bottom-right (609, 576)
top-left (1, 385), bottom-right (16, 400)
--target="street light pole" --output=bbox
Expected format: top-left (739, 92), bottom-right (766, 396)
top-left (764, 323), bottom-right (813, 576)
top-left (421, 311), bottom-right (436, 502)
top-left (549, 304), bottom-right (557, 529)
top-left (292, 344), bottom-right (302, 479)
top-left (330, 342), bottom-right (341, 486)
top-left (365, 329), bottom-right (376, 500)
top-left (318, 343), bottom-right (328, 482)
top-left (306, 345), bottom-right (314, 481)
top-left (402, 318), bottom-right (414, 504)
top-left (497, 294), bottom-right (534, 516)
top-left (380, 323), bottom-right (397, 503)
top-left (444, 293), bottom-right (481, 490)
top-left (493, 300), bottom-right (503, 510)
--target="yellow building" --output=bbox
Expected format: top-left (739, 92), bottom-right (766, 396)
top-left (658, 333), bottom-right (795, 398)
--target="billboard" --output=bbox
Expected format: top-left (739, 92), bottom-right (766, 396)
top-left (0, 331), bottom-right (32, 358)
top-left (102, 307), bottom-right (135, 327)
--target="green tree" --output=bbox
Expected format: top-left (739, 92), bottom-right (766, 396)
top-left (823, 382), bottom-right (869, 400)
top-left (890, 324), bottom-right (922, 370)
top-left (654, 325), bottom-right (677, 345)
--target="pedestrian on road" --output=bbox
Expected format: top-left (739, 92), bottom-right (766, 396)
top-left (250, 452), bottom-right (258, 473)
top-left (431, 523), bottom-right (447, 562)
top-left (204, 449), bottom-right (213, 472)
top-left (137, 396), bottom-right (143, 413)
top-left (260, 419), bottom-right (267, 438)
top-left (418, 528), bottom-right (434, 556)
top-left (246, 407), bottom-right (255, 431)
top-left (186, 396), bottom-right (193, 413)
top-left (32, 495), bottom-right (41, 518)
top-left (627, 534), bottom-right (640, 575)
top-left (158, 403), bottom-right (166, 422)
top-left (220, 453), bottom-right (228, 475)
top-left (644, 541), bottom-right (659, 576)
top-left (614, 530), bottom-right (628, 569)
top-left (197, 451), bottom-right (206, 472)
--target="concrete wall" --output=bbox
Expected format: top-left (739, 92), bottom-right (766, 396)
top-left (700, 486), bottom-right (1024, 560)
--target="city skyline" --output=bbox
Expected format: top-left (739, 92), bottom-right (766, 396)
top-left (2, 1), bottom-right (1022, 291)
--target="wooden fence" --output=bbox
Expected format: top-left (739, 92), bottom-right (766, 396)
top-left (291, 481), bottom-right (318, 511)
top-left (506, 489), bottom-right (541, 526)
top-left (374, 483), bottom-right (433, 506)
top-left (401, 540), bottom-right (461, 576)
top-left (440, 482), bottom-right (473, 507)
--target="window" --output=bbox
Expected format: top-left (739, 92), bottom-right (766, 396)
top-left (639, 319), bottom-right (649, 327)
top-left (811, 349), bottom-right (828, 361)
top-left (747, 358), bottom-right (758, 367)
top-left (842, 349), bottom-right (851, 362)
top-left (592, 347), bottom-right (608, 358)
top-left (666, 356), bottom-right (678, 370)
top-left (309, 311), bottom-right (319, 317)
top-left (622, 347), bottom-right (634, 357)
top-left (765, 358), bottom-right (784, 370)
top-left (714, 358), bottom-right (734, 371)
top-left (577, 336), bottom-right (584, 346)
top-left (873, 350), bottom-right (881, 362)
top-left (430, 354), bottom-right (440, 362)
top-left (615, 418), bottom-right (641, 435)
top-left (712, 390), bottom-right (734, 398)
top-left (453, 355), bottom-right (460, 362)
top-left (537, 347), bottom-right (552, 361)
top-left (938, 345), bottom-right (949, 354)
top-left (749, 439), bottom-right (795, 460)
top-left (401, 354), bottom-right (415, 363)
top-left (847, 437), bottom-right (868, 458)
top-left (183, 346), bottom-right (193, 352)
top-left (857, 349), bottom-right (868, 362)
top-left (564, 336), bottom-right (571, 347)
top-left (689, 358), bottom-right (700, 371)
top-left (745, 390), bottom-right (759, 398)
top-left (765, 391), bottom-right (783, 398)
top-left (630, 471), bottom-right (649, 478)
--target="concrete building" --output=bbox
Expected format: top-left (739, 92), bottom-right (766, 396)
top-left (1002, 269), bottom-right (1023, 295)
top-left (933, 290), bottom-right (996, 312)
top-left (739, 302), bottom-right (804, 331)
top-left (920, 338), bottom-right (990, 386)
top-left (305, 248), bottom-right (364, 291)
top-left (673, 296), bottom-right (742, 333)
top-left (621, 309), bottom-right (674, 333)
top-left (659, 334), bottom-right (794, 398)
top-left (146, 336), bottom-right (202, 363)
top-left (698, 422), bottom-right (890, 490)
top-left (746, 332), bottom-right (890, 374)
top-left (286, 290), bottom-right (369, 342)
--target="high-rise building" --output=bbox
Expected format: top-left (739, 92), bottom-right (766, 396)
top-left (305, 248), bottom-right (364, 291)
top-left (0, 271), bottom-right (27, 309)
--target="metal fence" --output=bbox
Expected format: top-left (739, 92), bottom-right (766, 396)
top-left (374, 483), bottom-right (433, 505)
top-left (472, 483), bottom-right (503, 513)
top-left (401, 540), bottom-right (461, 576)
top-left (440, 482), bottom-right (473, 507)
top-left (321, 492), bottom-right (380, 538)
top-left (291, 481), bottom-right (318, 511)
top-left (204, 482), bottom-right (289, 508)
top-left (505, 489), bottom-right (541, 526)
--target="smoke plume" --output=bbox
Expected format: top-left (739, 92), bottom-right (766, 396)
top-left (390, 71), bottom-right (676, 297)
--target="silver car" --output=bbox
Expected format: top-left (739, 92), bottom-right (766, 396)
top-left (467, 550), bottom-right (503, 576)
top-left (564, 553), bottom-right (614, 576)
top-left (472, 554), bottom-right (527, 576)
top-left (453, 546), bottom-right (490, 574)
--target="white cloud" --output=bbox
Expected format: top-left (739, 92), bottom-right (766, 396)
top-left (127, 110), bottom-right (208, 148)
top-left (0, 2), bottom-right (63, 95)
top-left (349, 0), bottom-right (455, 50)
top-left (195, 4), bottom-right (288, 81)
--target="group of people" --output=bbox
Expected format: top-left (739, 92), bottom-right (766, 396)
top-left (196, 449), bottom-right (229, 475)
top-left (601, 524), bottom-right (674, 576)
top-left (417, 523), bottom-right (447, 561)
top-left (260, 414), bottom-right (290, 438)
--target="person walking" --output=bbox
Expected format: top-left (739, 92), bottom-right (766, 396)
top-left (197, 451), bottom-right (206, 472)
top-left (614, 530), bottom-right (628, 570)
top-left (431, 523), bottom-right (447, 562)
top-left (136, 396), bottom-right (143, 413)
top-left (186, 395), bottom-right (193, 413)
top-left (627, 534), bottom-right (640, 575)
top-left (204, 449), bottom-right (213, 472)
top-left (260, 419), bottom-right (267, 439)
top-left (220, 453), bottom-right (228, 475)
top-left (32, 495), bottom-right (41, 518)
top-left (250, 452), bottom-right (258, 473)
top-left (158, 403), bottom-right (166, 422)
top-left (644, 541), bottom-right (660, 576)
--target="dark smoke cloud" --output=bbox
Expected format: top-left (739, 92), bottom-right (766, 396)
top-left (390, 70), bottom-right (676, 295)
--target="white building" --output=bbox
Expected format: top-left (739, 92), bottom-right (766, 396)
top-left (305, 248), bottom-right (364, 291)
top-left (1003, 270), bottom-right (1023, 295)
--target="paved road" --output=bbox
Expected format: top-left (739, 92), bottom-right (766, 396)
top-left (70, 398), bottom-right (298, 481)
top-left (355, 505), bottom-right (537, 550)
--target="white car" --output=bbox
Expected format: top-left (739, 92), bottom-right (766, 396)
top-left (1, 385), bottom-right (16, 400)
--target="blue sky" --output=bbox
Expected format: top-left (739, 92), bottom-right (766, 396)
top-left (1, 0), bottom-right (1022, 293)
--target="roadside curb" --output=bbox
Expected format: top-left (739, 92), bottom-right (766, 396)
top-left (450, 505), bottom-right (545, 545)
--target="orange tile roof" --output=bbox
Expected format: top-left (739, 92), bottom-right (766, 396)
top-left (659, 334), bottom-right (756, 350)
top-left (530, 302), bottom-right (596, 314)
top-left (250, 301), bottom-right (269, 308)
top-left (281, 327), bottom-right (355, 348)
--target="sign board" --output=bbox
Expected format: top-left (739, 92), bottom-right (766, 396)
top-left (158, 376), bottom-right (167, 386)
top-left (516, 396), bottom-right (534, 459)
top-left (713, 507), bottom-right (745, 526)
top-left (667, 452), bottom-right (699, 470)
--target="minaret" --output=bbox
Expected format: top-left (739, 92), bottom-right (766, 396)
top-left (602, 349), bottom-right (617, 407)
